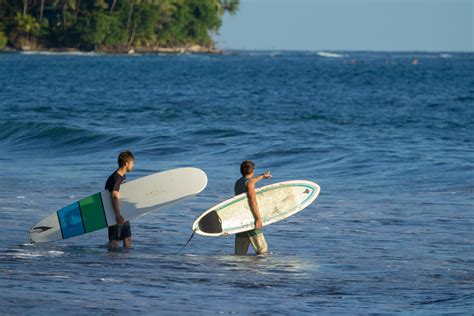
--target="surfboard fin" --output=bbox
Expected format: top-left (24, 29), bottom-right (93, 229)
top-left (31, 226), bottom-right (53, 233)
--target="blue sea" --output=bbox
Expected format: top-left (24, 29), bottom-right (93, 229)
top-left (0, 51), bottom-right (473, 314)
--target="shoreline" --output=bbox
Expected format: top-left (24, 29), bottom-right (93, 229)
top-left (0, 44), bottom-right (222, 55)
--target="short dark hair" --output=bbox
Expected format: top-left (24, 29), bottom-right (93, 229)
top-left (118, 151), bottom-right (134, 167)
top-left (240, 160), bottom-right (255, 176)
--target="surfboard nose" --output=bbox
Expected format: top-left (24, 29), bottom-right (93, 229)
top-left (198, 210), bottom-right (223, 234)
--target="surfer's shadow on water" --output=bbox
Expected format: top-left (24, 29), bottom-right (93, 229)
top-left (183, 252), bottom-right (318, 276)
top-left (178, 254), bottom-right (317, 289)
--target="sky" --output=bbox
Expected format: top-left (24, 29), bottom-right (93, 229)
top-left (214, 0), bottom-right (473, 52)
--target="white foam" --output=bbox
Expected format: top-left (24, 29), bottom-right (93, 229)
top-left (48, 250), bottom-right (65, 256)
top-left (51, 275), bottom-right (71, 279)
top-left (98, 278), bottom-right (121, 283)
top-left (12, 252), bottom-right (43, 258)
top-left (20, 51), bottom-right (100, 56)
top-left (317, 51), bottom-right (344, 58)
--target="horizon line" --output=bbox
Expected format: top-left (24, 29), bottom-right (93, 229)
top-left (219, 48), bottom-right (474, 53)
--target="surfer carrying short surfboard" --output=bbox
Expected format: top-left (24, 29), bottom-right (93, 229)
top-left (234, 160), bottom-right (271, 255)
top-left (105, 151), bottom-right (135, 249)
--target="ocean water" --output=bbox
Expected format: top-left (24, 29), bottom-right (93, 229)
top-left (0, 51), bottom-right (473, 314)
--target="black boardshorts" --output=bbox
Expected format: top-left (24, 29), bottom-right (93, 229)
top-left (108, 221), bottom-right (132, 241)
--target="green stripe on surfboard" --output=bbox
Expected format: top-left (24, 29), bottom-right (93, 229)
top-left (79, 193), bottom-right (107, 233)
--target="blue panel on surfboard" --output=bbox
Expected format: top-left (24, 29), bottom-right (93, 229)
top-left (58, 202), bottom-right (85, 239)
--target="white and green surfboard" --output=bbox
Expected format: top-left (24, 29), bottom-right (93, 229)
top-left (193, 180), bottom-right (320, 236)
top-left (29, 167), bottom-right (208, 243)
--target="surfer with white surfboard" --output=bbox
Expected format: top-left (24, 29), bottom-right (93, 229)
top-left (105, 151), bottom-right (135, 249)
top-left (192, 164), bottom-right (320, 255)
top-left (234, 160), bottom-right (272, 255)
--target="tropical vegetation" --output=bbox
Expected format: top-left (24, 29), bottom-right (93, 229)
top-left (0, 0), bottom-right (239, 52)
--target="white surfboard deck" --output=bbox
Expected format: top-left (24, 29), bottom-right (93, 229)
top-left (193, 180), bottom-right (320, 236)
top-left (30, 167), bottom-right (208, 243)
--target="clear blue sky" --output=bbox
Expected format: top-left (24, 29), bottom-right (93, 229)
top-left (214, 0), bottom-right (473, 52)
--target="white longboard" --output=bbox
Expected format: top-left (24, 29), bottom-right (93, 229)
top-left (30, 167), bottom-right (208, 243)
top-left (193, 180), bottom-right (320, 236)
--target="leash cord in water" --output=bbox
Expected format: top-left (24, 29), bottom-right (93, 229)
top-left (176, 229), bottom-right (196, 255)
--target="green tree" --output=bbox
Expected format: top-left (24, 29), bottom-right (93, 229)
top-left (127, 0), bottom-right (168, 46)
top-left (13, 13), bottom-right (41, 47)
top-left (185, 0), bottom-right (221, 45)
top-left (0, 0), bottom-right (240, 51)
top-left (0, 13), bottom-right (6, 48)
top-left (52, 0), bottom-right (80, 28)
top-left (158, 0), bottom-right (221, 47)
top-left (0, 30), bottom-right (7, 49)
top-left (218, 0), bottom-right (239, 15)
top-left (76, 10), bottom-right (126, 47)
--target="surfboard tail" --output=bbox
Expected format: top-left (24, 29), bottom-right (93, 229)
top-left (29, 212), bottom-right (63, 243)
top-left (197, 210), bottom-right (223, 235)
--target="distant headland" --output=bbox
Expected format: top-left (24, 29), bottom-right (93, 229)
top-left (0, 0), bottom-right (239, 54)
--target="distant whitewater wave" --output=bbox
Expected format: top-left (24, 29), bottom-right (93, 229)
top-left (317, 51), bottom-right (344, 58)
top-left (20, 51), bottom-right (100, 56)
top-left (245, 51), bottom-right (282, 57)
top-left (440, 53), bottom-right (452, 58)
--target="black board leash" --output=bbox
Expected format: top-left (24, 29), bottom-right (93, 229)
top-left (176, 229), bottom-right (197, 255)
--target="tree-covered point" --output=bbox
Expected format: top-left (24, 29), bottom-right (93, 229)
top-left (0, 0), bottom-right (239, 52)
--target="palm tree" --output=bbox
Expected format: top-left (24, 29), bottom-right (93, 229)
top-left (22, 0), bottom-right (28, 17)
top-left (39, 0), bottom-right (45, 21)
top-left (52, 0), bottom-right (77, 27)
top-left (75, 0), bottom-right (80, 19)
top-left (15, 12), bottom-right (41, 45)
top-left (126, 0), bottom-right (137, 45)
top-left (127, 0), bottom-right (157, 46)
top-left (218, 0), bottom-right (239, 15)
top-left (109, 0), bottom-right (117, 13)
top-left (0, 0), bottom-right (6, 19)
